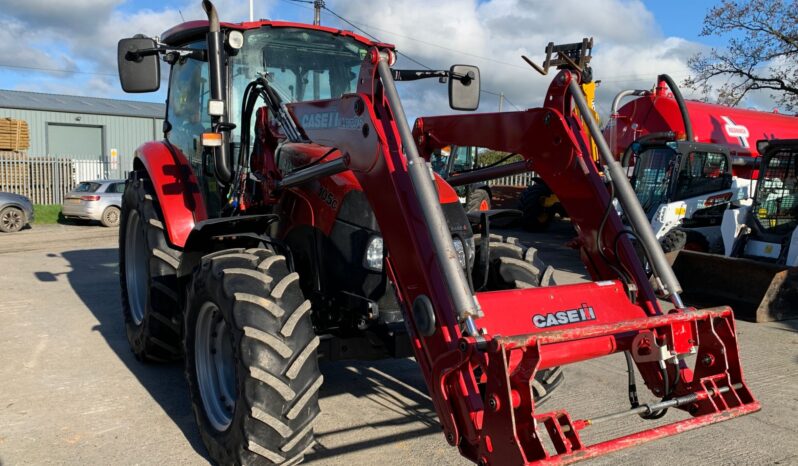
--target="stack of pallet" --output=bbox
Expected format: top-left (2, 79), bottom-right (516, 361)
top-left (0, 118), bottom-right (29, 152)
top-left (0, 151), bottom-right (30, 197)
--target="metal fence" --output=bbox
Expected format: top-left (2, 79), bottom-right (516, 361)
top-left (0, 152), bottom-right (535, 205)
top-left (487, 171), bottom-right (535, 188)
top-left (0, 154), bottom-right (127, 204)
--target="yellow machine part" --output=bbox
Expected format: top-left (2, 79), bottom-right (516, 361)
top-left (544, 81), bottom-right (601, 208)
top-left (577, 81), bottom-right (601, 163)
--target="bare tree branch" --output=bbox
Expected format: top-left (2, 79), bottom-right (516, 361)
top-left (687, 0), bottom-right (798, 111)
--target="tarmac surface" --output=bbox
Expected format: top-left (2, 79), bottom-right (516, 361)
top-left (0, 221), bottom-right (796, 465)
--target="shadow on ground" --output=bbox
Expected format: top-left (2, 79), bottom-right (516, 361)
top-left (307, 359), bottom-right (442, 462)
top-left (36, 247), bottom-right (446, 463)
top-left (34, 247), bottom-right (208, 459)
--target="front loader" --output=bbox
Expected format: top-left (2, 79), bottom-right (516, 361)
top-left (673, 139), bottom-right (798, 322)
top-left (116, 2), bottom-right (758, 464)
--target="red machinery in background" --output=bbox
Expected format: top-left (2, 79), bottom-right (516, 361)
top-left (608, 78), bottom-right (798, 178)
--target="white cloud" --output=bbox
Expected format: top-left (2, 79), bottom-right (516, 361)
top-left (0, 0), bottom-right (276, 100)
top-left (0, 0), bottom-right (780, 118)
top-left (329, 0), bottom-right (705, 119)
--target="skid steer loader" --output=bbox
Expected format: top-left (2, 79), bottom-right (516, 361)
top-left (116, 1), bottom-right (758, 464)
top-left (608, 74), bottom-right (798, 254)
top-left (673, 139), bottom-right (798, 322)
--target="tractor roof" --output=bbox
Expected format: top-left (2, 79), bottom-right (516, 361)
top-left (161, 20), bottom-right (394, 50)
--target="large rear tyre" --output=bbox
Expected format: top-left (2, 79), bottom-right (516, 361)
top-left (473, 234), bottom-right (564, 404)
top-left (185, 248), bottom-right (321, 465)
top-left (518, 183), bottom-right (557, 232)
top-left (119, 172), bottom-right (182, 362)
top-left (466, 188), bottom-right (491, 213)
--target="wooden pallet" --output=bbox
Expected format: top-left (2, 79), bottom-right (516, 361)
top-left (0, 118), bottom-right (30, 151)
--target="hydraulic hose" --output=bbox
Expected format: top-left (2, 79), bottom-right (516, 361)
top-left (570, 78), bottom-right (684, 301)
top-left (657, 74), bottom-right (694, 142)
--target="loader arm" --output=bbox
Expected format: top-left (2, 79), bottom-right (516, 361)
top-left (286, 49), bottom-right (759, 465)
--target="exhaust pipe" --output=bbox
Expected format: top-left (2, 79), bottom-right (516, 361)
top-left (202, 0), bottom-right (233, 185)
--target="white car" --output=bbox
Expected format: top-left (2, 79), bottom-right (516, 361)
top-left (62, 180), bottom-right (126, 227)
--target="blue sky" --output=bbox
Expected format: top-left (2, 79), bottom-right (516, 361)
top-left (0, 0), bottom-right (753, 119)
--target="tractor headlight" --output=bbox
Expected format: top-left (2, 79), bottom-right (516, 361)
top-left (365, 235), bottom-right (472, 272)
top-left (364, 236), bottom-right (384, 271)
top-left (227, 30), bottom-right (244, 50)
top-left (453, 237), bottom-right (467, 268)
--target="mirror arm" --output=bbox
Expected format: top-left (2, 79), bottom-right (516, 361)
top-left (391, 69), bottom-right (449, 82)
top-left (125, 45), bottom-right (206, 63)
top-left (391, 69), bottom-right (475, 86)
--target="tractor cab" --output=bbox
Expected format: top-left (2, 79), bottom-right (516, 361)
top-left (430, 145), bottom-right (492, 211)
top-left (623, 139), bottom-right (745, 242)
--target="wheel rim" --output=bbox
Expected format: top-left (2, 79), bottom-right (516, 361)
top-left (105, 208), bottom-right (120, 225)
top-left (1, 209), bottom-right (22, 231)
top-left (125, 210), bottom-right (149, 325)
top-left (195, 302), bottom-right (237, 431)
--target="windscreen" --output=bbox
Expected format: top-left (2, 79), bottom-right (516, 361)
top-left (73, 182), bottom-right (101, 193)
top-left (754, 148), bottom-right (798, 235)
top-left (230, 27), bottom-right (370, 136)
top-left (631, 147), bottom-right (676, 217)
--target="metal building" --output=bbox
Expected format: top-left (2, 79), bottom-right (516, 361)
top-left (0, 89), bottom-right (165, 175)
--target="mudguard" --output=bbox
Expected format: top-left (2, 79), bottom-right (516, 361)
top-left (134, 141), bottom-right (207, 248)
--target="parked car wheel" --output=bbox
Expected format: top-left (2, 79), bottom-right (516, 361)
top-left (101, 206), bottom-right (121, 227)
top-left (0, 206), bottom-right (25, 233)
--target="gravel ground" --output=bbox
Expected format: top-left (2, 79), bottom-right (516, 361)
top-left (0, 222), bottom-right (795, 465)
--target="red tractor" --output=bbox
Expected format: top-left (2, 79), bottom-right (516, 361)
top-left (117, 2), bottom-right (758, 464)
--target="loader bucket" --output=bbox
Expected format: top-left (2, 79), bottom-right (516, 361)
top-left (672, 250), bottom-right (798, 322)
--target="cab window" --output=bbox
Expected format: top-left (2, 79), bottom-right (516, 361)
top-left (674, 151), bottom-right (730, 200)
top-left (452, 146), bottom-right (474, 172)
top-left (166, 43), bottom-right (210, 165)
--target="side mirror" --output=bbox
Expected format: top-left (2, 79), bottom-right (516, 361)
top-left (117, 37), bottom-right (161, 93)
top-left (449, 65), bottom-right (480, 111)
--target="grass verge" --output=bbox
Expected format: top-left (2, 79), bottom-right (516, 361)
top-left (33, 204), bottom-right (62, 224)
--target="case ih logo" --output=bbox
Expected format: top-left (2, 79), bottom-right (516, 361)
top-left (300, 111), bottom-right (364, 130)
top-left (721, 116), bottom-right (750, 148)
top-left (532, 304), bottom-right (597, 328)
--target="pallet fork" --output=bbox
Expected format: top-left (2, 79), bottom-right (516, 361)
top-left (404, 67), bottom-right (759, 463)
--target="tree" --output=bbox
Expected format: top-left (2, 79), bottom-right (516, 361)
top-left (685, 0), bottom-right (798, 110)
top-left (477, 149), bottom-right (521, 167)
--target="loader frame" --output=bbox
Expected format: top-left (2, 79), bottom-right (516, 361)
top-left (287, 52), bottom-right (759, 463)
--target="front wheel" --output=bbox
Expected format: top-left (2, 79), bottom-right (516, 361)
top-left (185, 247), bottom-right (321, 465)
top-left (473, 234), bottom-right (564, 404)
